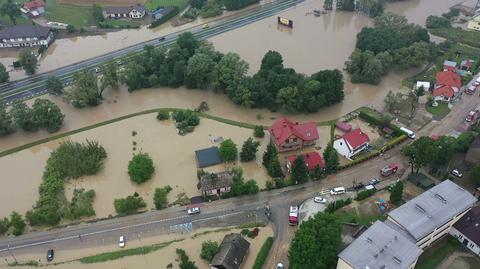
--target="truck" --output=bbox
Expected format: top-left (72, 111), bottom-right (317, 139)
top-left (381, 163), bottom-right (398, 177)
top-left (289, 206), bottom-right (299, 226)
top-left (466, 105), bottom-right (480, 122)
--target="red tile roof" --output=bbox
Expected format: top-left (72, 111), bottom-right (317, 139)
top-left (269, 118), bottom-right (319, 147)
top-left (443, 65), bottom-right (457, 72)
top-left (433, 85), bottom-right (456, 98)
top-left (287, 151), bottom-right (325, 171)
top-left (436, 71), bottom-right (461, 88)
top-left (343, 128), bottom-right (370, 150)
top-left (24, 0), bottom-right (44, 10)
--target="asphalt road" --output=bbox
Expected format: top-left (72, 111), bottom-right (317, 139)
top-left (0, 0), bottom-right (303, 104)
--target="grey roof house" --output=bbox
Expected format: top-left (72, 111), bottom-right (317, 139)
top-left (195, 146), bottom-right (222, 168)
top-left (450, 206), bottom-right (480, 256)
top-left (0, 25), bottom-right (53, 48)
top-left (210, 233), bottom-right (250, 269)
top-left (338, 221), bottom-right (423, 269)
top-left (199, 171), bottom-right (234, 197)
top-left (151, 7), bottom-right (175, 20)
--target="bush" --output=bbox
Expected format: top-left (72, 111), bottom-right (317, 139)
top-left (114, 194), bottom-right (146, 215)
top-left (183, 8), bottom-right (199, 19)
top-left (253, 125), bottom-right (265, 138)
top-left (128, 153), bottom-right (155, 184)
top-left (200, 0), bottom-right (223, 18)
top-left (225, 0), bottom-right (259, 11)
top-left (173, 110), bottom-right (200, 135)
top-left (356, 189), bottom-right (375, 201)
top-left (219, 139), bottom-right (238, 162)
top-left (176, 248), bottom-right (198, 269)
top-left (157, 111), bottom-right (169, 120)
top-left (253, 237), bottom-right (273, 269)
top-left (66, 24), bottom-right (76, 33)
top-left (0, 217), bottom-right (10, 235)
top-left (426, 15), bottom-right (451, 28)
top-left (325, 198), bottom-right (352, 213)
top-left (66, 189), bottom-right (96, 219)
top-left (10, 211), bottom-right (25, 236)
top-left (154, 185), bottom-right (172, 209)
top-left (149, 7), bottom-right (180, 29)
top-left (200, 240), bottom-right (219, 262)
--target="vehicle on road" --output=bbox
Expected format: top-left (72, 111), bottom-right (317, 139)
top-left (119, 235), bottom-right (126, 248)
top-left (159, 36), bottom-right (166, 41)
top-left (353, 182), bottom-right (365, 191)
top-left (466, 85), bottom-right (477, 95)
top-left (314, 196), bottom-right (327, 204)
top-left (187, 207), bottom-right (201, 215)
top-left (330, 187), bottom-right (346, 195)
top-left (466, 110), bottom-right (478, 122)
top-left (289, 206), bottom-right (299, 226)
top-left (365, 184), bottom-right (376, 191)
top-left (276, 263), bottom-right (285, 269)
top-left (452, 169), bottom-right (463, 177)
top-left (47, 249), bottom-right (54, 262)
top-left (400, 127), bottom-right (416, 139)
top-left (368, 178), bottom-right (380, 185)
top-left (381, 163), bottom-right (398, 177)
top-left (202, 23), bottom-right (209, 29)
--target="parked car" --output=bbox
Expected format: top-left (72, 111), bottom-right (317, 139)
top-left (202, 23), bottom-right (209, 29)
top-left (159, 36), bottom-right (166, 41)
top-left (47, 249), bottom-right (54, 262)
top-left (353, 182), bottom-right (365, 191)
top-left (452, 169), bottom-right (463, 177)
top-left (276, 263), bottom-right (285, 269)
top-left (187, 207), bottom-right (201, 215)
top-left (330, 187), bottom-right (346, 195)
top-left (314, 196), bottom-right (327, 204)
top-left (368, 178), bottom-right (380, 185)
top-left (119, 235), bottom-right (126, 248)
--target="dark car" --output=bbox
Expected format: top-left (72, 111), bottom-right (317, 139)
top-left (159, 36), bottom-right (166, 41)
top-left (353, 182), bottom-right (365, 191)
top-left (47, 249), bottom-right (54, 262)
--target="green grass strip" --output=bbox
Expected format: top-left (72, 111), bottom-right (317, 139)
top-left (415, 238), bottom-right (460, 269)
top-left (79, 239), bottom-right (183, 264)
top-left (252, 236), bottom-right (274, 269)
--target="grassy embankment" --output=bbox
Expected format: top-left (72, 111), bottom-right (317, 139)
top-left (45, 0), bottom-right (94, 28)
top-left (145, 0), bottom-right (189, 11)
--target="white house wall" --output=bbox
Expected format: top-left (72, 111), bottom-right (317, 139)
top-left (450, 227), bottom-right (480, 256)
top-left (333, 138), bottom-right (351, 159)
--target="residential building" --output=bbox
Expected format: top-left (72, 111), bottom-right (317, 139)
top-left (450, 206), bottom-right (480, 256)
top-left (286, 151), bottom-right (325, 172)
top-left (432, 70), bottom-right (462, 102)
top-left (0, 25), bottom-right (53, 48)
top-left (467, 14), bottom-right (480, 31)
top-left (151, 7), bottom-right (174, 20)
top-left (387, 180), bottom-right (477, 249)
top-left (268, 117), bottom-right (319, 152)
top-left (333, 128), bottom-right (370, 160)
top-left (460, 59), bottom-right (475, 71)
top-left (337, 221), bottom-right (423, 269)
top-left (443, 60), bottom-right (457, 72)
top-left (21, 0), bottom-right (45, 17)
top-left (199, 171), bottom-right (233, 197)
top-left (210, 233), bottom-right (250, 269)
top-left (104, 4), bottom-right (146, 19)
top-left (195, 147), bottom-right (222, 168)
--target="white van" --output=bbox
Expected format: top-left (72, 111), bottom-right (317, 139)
top-left (330, 187), bottom-right (346, 195)
top-left (400, 127), bottom-right (416, 139)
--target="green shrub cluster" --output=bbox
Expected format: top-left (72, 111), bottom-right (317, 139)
top-left (225, 0), bottom-right (259, 11)
top-left (66, 189), bottom-right (96, 219)
top-left (221, 168), bottom-right (259, 198)
top-left (325, 198), bottom-right (352, 213)
top-left (356, 189), bottom-right (375, 201)
top-left (149, 7), bottom-right (180, 29)
top-left (172, 109), bottom-right (200, 135)
top-left (114, 193), bottom-right (146, 215)
top-left (253, 237), bottom-right (274, 269)
top-left (154, 185), bottom-right (172, 209)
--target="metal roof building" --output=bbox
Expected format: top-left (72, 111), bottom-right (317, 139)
top-left (338, 221), bottom-right (423, 269)
top-left (195, 146), bottom-right (222, 168)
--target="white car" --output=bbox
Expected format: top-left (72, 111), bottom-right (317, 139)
top-left (276, 263), bottom-right (285, 269)
top-left (330, 187), bottom-right (346, 195)
top-left (187, 207), bottom-right (201, 215)
top-left (314, 196), bottom-right (327, 204)
top-left (118, 235), bottom-right (126, 248)
top-left (452, 169), bottom-right (463, 177)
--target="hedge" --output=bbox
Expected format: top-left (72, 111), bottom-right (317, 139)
top-left (149, 7), bottom-right (179, 29)
top-left (359, 111), bottom-right (405, 137)
top-left (356, 189), bottom-right (375, 201)
top-left (252, 237), bottom-right (274, 269)
top-left (325, 198), bottom-right (352, 213)
top-left (225, 0), bottom-right (259, 11)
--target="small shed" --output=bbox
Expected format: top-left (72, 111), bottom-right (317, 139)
top-left (336, 121), bottom-right (352, 132)
top-left (382, 127), bottom-right (393, 136)
top-left (200, 171), bottom-right (234, 196)
top-left (210, 233), bottom-right (250, 269)
top-left (195, 146), bottom-right (222, 168)
top-left (152, 7), bottom-right (174, 20)
top-left (415, 81), bottom-right (431, 91)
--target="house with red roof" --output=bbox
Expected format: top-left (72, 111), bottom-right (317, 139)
top-left (21, 0), bottom-right (45, 17)
top-left (432, 71), bottom-right (462, 102)
top-left (333, 128), bottom-right (370, 160)
top-left (286, 151), bottom-right (325, 172)
top-left (268, 117), bottom-right (319, 152)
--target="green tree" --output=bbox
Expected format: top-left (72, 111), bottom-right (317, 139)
top-left (154, 185), bottom-right (172, 209)
top-left (0, 62), bottom-right (9, 83)
top-left (291, 156), bottom-right (308, 184)
top-left (426, 15), bottom-right (451, 28)
top-left (176, 32), bottom-right (200, 58)
top-left (384, 90), bottom-right (401, 112)
top-left (277, 86), bottom-right (300, 113)
top-left (253, 125), bottom-right (265, 138)
top-left (66, 24), bottom-right (75, 33)
top-left (288, 213), bottom-right (341, 269)
top-left (0, 217), bottom-right (9, 235)
top-left (19, 49), bottom-right (38, 75)
top-left (219, 139), bottom-right (238, 162)
top-left (0, 103), bottom-right (14, 136)
top-left (323, 142), bottom-right (339, 173)
top-left (114, 194), bottom-right (146, 215)
top-left (200, 240), bottom-right (219, 262)
top-left (157, 111), bottom-right (169, 120)
top-left (336, 0), bottom-right (355, 11)
top-left (389, 181), bottom-right (404, 205)
top-left (469, 164), bottom-right (480, 187)
top-left (10, 101), bottom-right (37, 132)
top-left (176, 248), bottom-right (199, 269)
top-left (311, 165), bottom-right (325, 181)
top-left (92, 4), bottom-right (104, 22)
top-left (69, 69), bottom-right (102, 108)
top-left (262, 142), bottom-right (277, 168)
top-left (100, 61), bottom-right (119, 94)
top-left (453, 132), bottom-right (475, 153)
top-left (268, 157), bottom-right (284, 178)
top-left (403, 136), bottom-right (437, 174)
top-left (433, 136), bottom-right (455, 165)
top-left (0, 0), bottom-right (21, 25)
top-left (185, 53), bottom-right (216, 89)
top-left (323, 0), bottom-right (333, 10)
top-left (240, 137), bottom-right (260, 162)
top-left (128, 153), bottom-right (155, 184)
top-left (67, 188), bottom-right (96, 219)
top-left (122, 59), bottom-right (149, 92)
top-left (345, 49), bottom-right (383, 85)
top-left (31, 99), bottom-right (65, 133)
top-left (260, 50), bottom-right (283, 71)
top-left (45, 76), bottom-right (64, 95)
top-left (213, 52), bottom-right (249, 91)
top-left (10, 211), bottom-right (25, 236)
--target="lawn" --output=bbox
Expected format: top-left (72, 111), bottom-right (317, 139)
top-left (430, 27), bottom-right (480, 49)
top-left (145, 0), bottom-right (189, 11)
top-left (44, 0), bottom-right (94, 28)
top-left (0, 0), bottom-right (30, 26)
top-left (101, 18), bottom-right (142, 28)
top-left (426, 101), bottom-right (450, 117)
top-left (415, 237), bottom-right (460, 269)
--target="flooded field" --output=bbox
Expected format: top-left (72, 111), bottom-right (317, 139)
top-left (0, 226), bottom-right (273, 269)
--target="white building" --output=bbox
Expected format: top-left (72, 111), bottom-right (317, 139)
top-left (450, 206), bottom-right (480, 256)
top-left (0, 25), bottom-right (53, 48)
top-left (333, 128), bottom-right (370, 160)
top-left (104, 4), bottom-right (146, 19)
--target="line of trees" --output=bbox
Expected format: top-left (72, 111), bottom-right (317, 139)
top-left (121, 33), bottom-right (345, 113)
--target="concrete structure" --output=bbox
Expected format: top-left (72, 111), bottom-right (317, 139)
top-left (210, 233), bottom-right (250, 269)
top-left (337, 221), bottom-right (423, 269)
top-left (199, 171), bottom-right (233, 197)
top-left (104, 4), bottom-right (146, 19)
top-left (450, 206), bottom-right (480, 256)
top-left (467, 14), bottom-right (480, 31)
top-left (333, 128), bottom-right (370, 160)
top-left (268, 117), bottom-right (319, 152)
top-left (0, 25), bottom-right (53, 48)
top-left (286, 151), bottom-right (325, 172)
top-left (432, 71), bottom-right (462, 102)
top-left (387, 180), bottom-right (477, 249)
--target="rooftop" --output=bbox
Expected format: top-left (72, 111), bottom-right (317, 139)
top-left (105, 4), bottom-right (146, 14)
top-left (211, 233), bottom-right (250, 269)
top-left (453, 206), bottom-right (480, 245)
top-left (343, 128), bottom-right (370, 150)
top-left (436, 71), bottom-right (461, 88)
top-left (268, 117), bottom-right (318, 146)
top-left (0, 25), bottom-right (51, 40)
top-left (388, 180), bottom-right (477, 241)
top-left (199, 171), bottom-right (234, 191)
top-left (287, 151), bottom-right (325, 170)
top-left (338, 221), bottom-right (423, 269)
top-left (195, 146), bottom-right (222, 168)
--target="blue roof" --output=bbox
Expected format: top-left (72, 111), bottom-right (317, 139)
top-left (195, 147), bottom-right (222, 168)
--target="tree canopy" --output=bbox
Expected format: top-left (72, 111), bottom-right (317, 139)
top-left (46, 76), bottom-right (64, 95)
top-left (219, 139), bottom-right (238, 162)
top-left (0, 0), bottom-right (21, 25)
top-left (0, 62), bottom-right (9, 83)
top-left (403, 136), bottom-right (437, 174)
top-left (291, 156), bottom-right (308, 184)
top-left (19, 49), bottom-right (38, 75)
top-left (128, 153), bottom-right (155, 184)
top-left (240, 137), bottom-right (260, 162)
